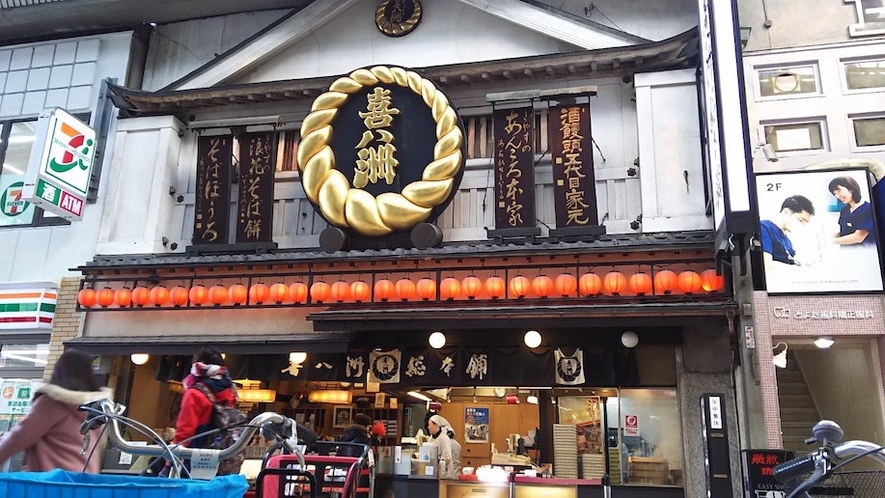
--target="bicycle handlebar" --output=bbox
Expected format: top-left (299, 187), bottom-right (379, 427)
top-left (78, 399), bottom-right (318, 478)
top-left (774, 420), bottom-right (885, 498)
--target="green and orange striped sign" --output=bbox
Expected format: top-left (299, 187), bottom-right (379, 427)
top-left (0, 288), bottom-right (56, 329)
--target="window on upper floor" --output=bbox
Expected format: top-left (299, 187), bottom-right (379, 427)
top-left (762, 120), bottom-right (827, 153)
top-left (0, 120), bottom-right (69, 228)
top-left (851, 114), bottom-right (885, 148)
top-left (843, 58), bottom-right (885, 91)
top-left (756, 65), bottom-right (819, 98)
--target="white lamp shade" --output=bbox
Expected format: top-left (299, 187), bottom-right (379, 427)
top-left (429, 331), bottom-right (447, 349)
top-left (289, 352), bottom-right (308, 364)
top-left (130, 353), bottom-right (150, 366)
top-left (621, 331), bottom-right (639, 348)
top-left (813, 337), bottom-right (834, 349)
top-left (524, 330), bottom-right (542, 348)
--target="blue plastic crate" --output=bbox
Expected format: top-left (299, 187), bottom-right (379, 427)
top-left (0, 469), bottom-right (248, 498)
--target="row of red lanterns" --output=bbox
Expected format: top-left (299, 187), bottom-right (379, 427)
top-left (77, 269), bottom-right (725, 308)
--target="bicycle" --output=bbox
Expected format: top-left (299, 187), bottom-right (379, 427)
top-left (0, 396), bottom-right (323, 498)
top-left (773, 420), bottom-right (885, 498)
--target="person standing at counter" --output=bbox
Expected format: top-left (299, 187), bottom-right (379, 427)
top-left (0, 349), bottom-right (112, 472)
top-left (428, 414), bottom-right (461, 479)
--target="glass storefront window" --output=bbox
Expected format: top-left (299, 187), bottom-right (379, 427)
top-left (0, 122), bottom-right (38, 226)
top-left (558, 388), bottom-right (683, 487)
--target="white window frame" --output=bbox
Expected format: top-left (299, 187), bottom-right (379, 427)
top-left (848, 112), bottom-right (885, 151)
top-left (840, 56), bottom-right (885, 94)
top-left (759, 118), bottom-right (829, 156)
top-left (846, 0), bottom-right (885, 37)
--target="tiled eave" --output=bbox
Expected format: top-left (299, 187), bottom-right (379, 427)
top-left (76, 230), bottom-right (716, 274)
top-left (107, 28), bottom-right (698, 118)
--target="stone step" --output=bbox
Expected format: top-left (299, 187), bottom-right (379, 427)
top-left (776, 383), bottom-right (810, 397)
top-left (779, 408), bottom-right (820, 424)
top-left (778, 395), bottom-right (816, 409)
top-left (776, 371), bottom-right (804, 383)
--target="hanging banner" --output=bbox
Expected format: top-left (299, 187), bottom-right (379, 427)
top-left (402, 346), bottom-right (461, 386)
top-left (488, 345), bottom-right (552, 385)
top-left (368, 349), bottom-right (401, 384)
top-left (493, 107), bottom-right (536, 229)
top-left (554, 348), bottom-right (586, 385)
top-left (193, 135), bottom-right (232, 244)
top-left (236, 132), bottom-right (275, 243)
top-left (548, 104), bottom-right (598, 228)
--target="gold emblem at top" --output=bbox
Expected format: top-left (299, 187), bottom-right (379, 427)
top-left (375, 0), bottom-right (423, 38)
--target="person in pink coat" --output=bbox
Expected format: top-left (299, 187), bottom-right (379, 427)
top-left (0, 349), bottom-right (112, 472)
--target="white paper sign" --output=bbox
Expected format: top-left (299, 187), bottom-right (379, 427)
top-left (188, 448), bottom-right (220, 480)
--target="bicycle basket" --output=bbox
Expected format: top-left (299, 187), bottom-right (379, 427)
top-left (784, 470), bottom-right (885, 498)
top-left (0, 469), bottom-right (249, 498)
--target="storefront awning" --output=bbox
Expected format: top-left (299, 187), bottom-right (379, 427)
top-left (64, 332), bottom-right (354, 355)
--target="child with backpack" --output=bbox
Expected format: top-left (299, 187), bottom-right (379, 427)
top-left (161, 347), bottom-right (245, 477)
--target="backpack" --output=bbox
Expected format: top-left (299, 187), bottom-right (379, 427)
top-left (191, 383), bottom-right (248, 476)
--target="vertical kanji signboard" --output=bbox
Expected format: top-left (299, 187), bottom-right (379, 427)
top-left (22, 108), bottom-right (96, 220)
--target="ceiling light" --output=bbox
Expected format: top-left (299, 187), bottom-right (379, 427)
top-left (524, 330), bottom-right (542, 348)
top-left (814, 337), bottom-right (835, 349)
top-left (621, 331), bottom-right (639, 348)
top-left (527, 395), bottom-right (539, 404)
top-left (130, 353), bottom-right (149, 366)
top-left (429, 331), bottom-right (446, 349)
top-left (289, 352), bottom-right (308, 364)
top-left (407, 391), bottom-right (431, 402)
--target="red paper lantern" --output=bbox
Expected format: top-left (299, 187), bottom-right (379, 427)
top-left (654, 270), bottom-right (677, 295)
top-left (208, 285), bottom-right (229, 305)
top-left (578, 273), bottom-right (602, 297)
top-left (700, 269), bottom-right (725, 293)
top-left (188, 285), bottom-right (209, 306)
top-left (603, 272), bottom-right (627, 296)
top-left (628, 272), bottom-right (653, 296)
top-left (509, 275), bottom-right (530, 298)
top-left (149, 286), bottom-right (170, 307)
top-left (96, 287), bottom-right (115, 307)
top-left (396, 278), bottom-right (416, 301)
top-left (554, 273), bottom-right (577, 297)
top-left (229, 284), bottom-right (248, 305)
top-left (440, 277), bottom-right (461, 300)
top-left (250, 282), bottom-right (270, 304)
top-left (169, 286), bottom-right (189, 307)
top-left (289, 282), bottom-right (308, 304)
top-left (485, 276), bottom-right (505, 299)
top-left (532, 275), bottom-right (554, 298)
top-left (330, 281), bottom-right (351, 303)
top-left (461, 276), bottom-right (482, 299)
top-left (373, 279), bottom-right (394, 302)
top-left (131, 286), bottom-right (151, 307)
top-left (678, 271), bottom-right (702, 294)
top-left (269, 283), bottom-right (289, 303)
top-left (351, 281), bottom-right (370, 302)
top-left (416, 278), bottom-right (437, 301)
top-left (114, 287), bottom-right (132, 307)
top-left (77, 288), bottom-right (97, 308)
top-left (310, 281), bottom-right (330, 303)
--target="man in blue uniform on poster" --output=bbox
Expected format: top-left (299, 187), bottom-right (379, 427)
top-left (759, 195), bottom-right (816, 265)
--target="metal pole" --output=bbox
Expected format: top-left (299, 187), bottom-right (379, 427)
top-left (602, 474), bottom-right (612, 498)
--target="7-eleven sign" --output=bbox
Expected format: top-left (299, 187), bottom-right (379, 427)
top-left (22, 108), bottom-right (96, 221)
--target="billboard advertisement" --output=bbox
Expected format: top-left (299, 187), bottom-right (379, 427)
top-left (755, 168), bottom-right (883, 293)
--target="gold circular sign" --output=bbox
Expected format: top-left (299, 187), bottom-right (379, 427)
top-left (297, 66), bottom-right (463, 237)
top-left (375, 0), bottom-right (422, 37)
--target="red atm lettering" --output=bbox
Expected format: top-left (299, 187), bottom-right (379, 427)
top-left (59, 192), bottom-right (83, 216)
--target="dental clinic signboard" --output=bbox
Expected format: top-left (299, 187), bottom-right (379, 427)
top-left (21, 108), bottom-right (96, 220)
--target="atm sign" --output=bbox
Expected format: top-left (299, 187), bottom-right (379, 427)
top-left (35, 178), bottom-right (83, 217)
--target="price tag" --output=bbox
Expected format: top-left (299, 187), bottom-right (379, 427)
top-left (189, 448), bottom-right (220, 480)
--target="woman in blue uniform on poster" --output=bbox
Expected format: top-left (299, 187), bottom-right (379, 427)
top-left (829, 176), bottom-right (876, 246)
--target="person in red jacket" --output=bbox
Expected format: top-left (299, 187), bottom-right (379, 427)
top-left (161, 347), bottom-right (237, 476)
top-left (0, 349), bottom-right (112, 472)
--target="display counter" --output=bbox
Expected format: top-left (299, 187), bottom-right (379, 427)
top-left (376, 474), bottom-right (685, 498)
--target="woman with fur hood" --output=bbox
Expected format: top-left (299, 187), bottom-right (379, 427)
top-left (0, 349), bottom-right (111, 472)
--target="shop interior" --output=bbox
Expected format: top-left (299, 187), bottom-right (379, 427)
top-left (108, 332), bottom-right (684, 487)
